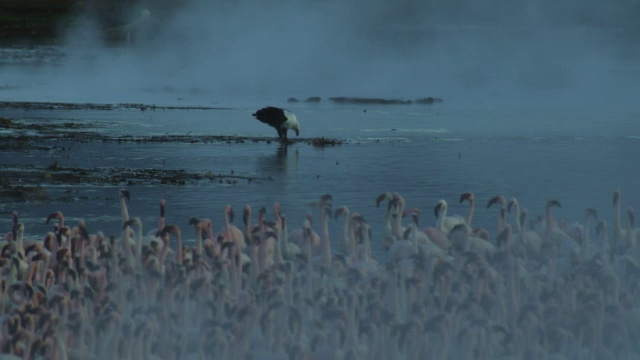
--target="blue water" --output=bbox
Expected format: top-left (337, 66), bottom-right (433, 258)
top-left (2, 90), bottom-right (640, 260)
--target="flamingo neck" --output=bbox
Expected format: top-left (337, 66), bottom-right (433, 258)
top-left (545, 207), bottom-right (556, 244)
top-left (322, 210), bottom-right (332, 267)
top-left (120, 197), bottom-right (129, 224)
top-left (513, 203), bottom-right (521, 233)
top-left (341, 213), bottom-right (352, 258)
top-left (245, 211), bottom-right (252, 241)
top-left (174, 229), bottom-right (183, 264)
top-left (224, 211), bottom-right (232, 240)
top-left (195, 224), bottom-right (203, 257)
top-left (135, 222), bottom-right (143, 271)
top-left (436, 205), bottom-right (447, 232)
top-left (393, 202), bottom-right (405, 237)
top-left (614, 200), bottom-right (622, 238)
top-left (467, 199), bottom-right (475, 226)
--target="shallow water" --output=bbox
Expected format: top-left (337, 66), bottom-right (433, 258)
top-left (2, 86), bottom-right (640, 260)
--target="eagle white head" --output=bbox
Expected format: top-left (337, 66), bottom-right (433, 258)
top-left (283, 109), bottom-right (300, 136)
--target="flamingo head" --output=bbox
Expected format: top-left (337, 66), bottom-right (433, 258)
top-left (376, 192), bottom-right (392, 208)
top-left (434, 200), bottom-right (447, 218)
top-left (226, 205), bottom-right (234, 223)
top-left (546, 199), bottom-right (561, 211)
top-left (487, 195), bottom-right (506, 209)
top-left (46, 211), bottom-right (63, 225)
top-left (242, 206), bottom-right (251, 226)
top-left (334, 206), bottom-right (349, 220)
top-left (460, 192), bottom-right (474, 203)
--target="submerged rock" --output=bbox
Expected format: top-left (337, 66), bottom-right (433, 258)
top-left (329, 96), bottom-right (444, 105)
top-left (304, 96), bottom-right (321, 103)
top-left (330, 97), bottom-right (412, 105)
top-left (414, 97), bottom-right (444, 104)
top-left (311, 137), bottom-right (343, 147)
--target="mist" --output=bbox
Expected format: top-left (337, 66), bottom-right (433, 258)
top-left (4, 0), bottom-right (640, 107)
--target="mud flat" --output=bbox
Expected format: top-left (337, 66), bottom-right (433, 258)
top-left (0, 101), bottom-right (229, 111)
top-left (0, 105), bottom-right (343, 204)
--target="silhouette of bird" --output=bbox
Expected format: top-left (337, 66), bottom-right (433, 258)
top-left (252, 106), bottom-right (300, 140)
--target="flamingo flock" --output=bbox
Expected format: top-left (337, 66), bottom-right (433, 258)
top-left (2, 189), bottom-right (640, 359)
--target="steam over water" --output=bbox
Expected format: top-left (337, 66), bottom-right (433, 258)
top-left (2, 1), bottom-right (640, 359)
top-left (3, 0), bottom-right (640, 106)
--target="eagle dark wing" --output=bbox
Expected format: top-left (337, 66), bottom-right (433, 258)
top-left (252, 106), bottom-right (287, 128)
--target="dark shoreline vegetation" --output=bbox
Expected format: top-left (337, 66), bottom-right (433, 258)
top-left (0, 0), bottom-right (81, 44)
top-left (0, 103), bottom-right (344, 204)
top-left (0, 0), bottom-right (183, 45)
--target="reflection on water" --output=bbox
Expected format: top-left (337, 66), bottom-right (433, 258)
top-left (255, 144), bottom-right (299, 177)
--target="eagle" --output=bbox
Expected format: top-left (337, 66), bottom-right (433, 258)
top-left (252, 106), bottom-right (300, 140)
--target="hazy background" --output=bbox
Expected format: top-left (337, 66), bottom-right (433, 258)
top-left (3, 0), bottom-right (640, 107)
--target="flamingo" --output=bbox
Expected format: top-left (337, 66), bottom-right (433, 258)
top-left (387, 211), bottom-right (419, 267)
top-left (421, 201), bottom-right (450, 251)
top-left (119, 188), bottom-right (130, 224)
top-left (279, 214), bottom-right (300, 260)
top-left (613, 190), bottom-right (625, 253)
top-left (376, 191), bottom-right (396, 237)
top-left (351, 216), bottom-right (379, 276)
top-left (288, 212), bottom-right (321, 254)
top-left (596, 219), bottom-right (611, 261)
top-left (579, 208), bottom-right (598, 262)
top-left (243, 206), bottom-right (276, 271)
top-left (218, 205), bottom-right (246, 253)
top-left (459, 192), bottom-right (476, 226)
top-left (396, 208), bottom-right (446, 260)
top-left (188, 217), bottom-right (204, 258)
top-left (334, 205), bottom-right (356, 260)
top-left (147, 199), bottom-right (167, 238)
top-left (389, 195), bottom-right (408, 240)
top-left (46, 211), bottom-right (70, 249)
top-left (516, 208), bottom-right (542, 260)
top-left (434, 199), bottom-right (466, 234)
top-left (318, 194), bottom-right (333, 269)
top-left (449, 223), bottom-right (495, 257)
top-left (10, 211), bottom-right (19, 242)
top-left (272, 202), bottom-right (284, 240)
top-left (508, 198), bottom-right (542, 260)
top-left (487, 195), bottom-right (507, 236)
top-left (624, 207), bottom-right (636, 255)
top-left (9, 191), bottom-right (640, 359)
top-left (45, 211), bottom-right (64, 231)
top-left (123, 217), bottom-right (144, 272)
top-left (242, 205), bottom-right (254, 241)
top-left (199, 218), bottom-right (220, 259)
top-left (540, 199), bottom-right (580, 279)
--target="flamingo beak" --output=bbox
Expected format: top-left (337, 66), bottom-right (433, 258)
top-left (459, 192), bottom-right (472, 203)
top-left (434, 202), bottom-right (443, 218)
